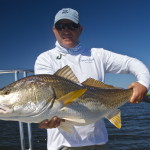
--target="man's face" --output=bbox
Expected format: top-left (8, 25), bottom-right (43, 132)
top-left (53, 19), bottom-right (82, 48)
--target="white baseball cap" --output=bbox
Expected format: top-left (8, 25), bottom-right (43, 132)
top-left (54, 8), bottom-right (79, 24)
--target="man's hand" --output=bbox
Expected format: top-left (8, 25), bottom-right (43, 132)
top-left (128, 82), bottom-right (148, 104)
top-left (39, 116), bottom-right (65, 129)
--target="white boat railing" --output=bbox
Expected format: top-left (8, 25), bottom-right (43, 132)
top-left (0, 69), bottom-right (34, 150)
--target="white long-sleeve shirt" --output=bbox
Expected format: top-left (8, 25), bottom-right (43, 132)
top-left (34, 42), bottom-right (150, 150)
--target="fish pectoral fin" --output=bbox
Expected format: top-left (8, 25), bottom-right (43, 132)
top-left (59, 120), bottom-right (74, 133)
top-left (57, 89), bottom-right (87, 106)
top-left (62, 117), bottom-right (86, 123)
top-left (105, 109), bottom-right (121, 129)
top-left (58, 117), bottom-right (86, 133)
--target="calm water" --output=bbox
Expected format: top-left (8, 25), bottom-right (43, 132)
top-left (0, 102), bottom-right (150, 150)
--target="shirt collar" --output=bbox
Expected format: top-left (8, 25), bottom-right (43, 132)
top-left (55, 41), bottom-right (84, 55)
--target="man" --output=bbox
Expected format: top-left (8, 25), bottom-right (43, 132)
top-left (34, 8), bottom-right (150, 150)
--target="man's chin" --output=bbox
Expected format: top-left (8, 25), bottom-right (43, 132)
top-left (62, 41), bottom-right (75, 48)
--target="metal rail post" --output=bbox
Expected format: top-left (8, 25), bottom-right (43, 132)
top-left (23, 71), bottom-right (33, 150)
top-left (15, 71), bottom-right (25, 150)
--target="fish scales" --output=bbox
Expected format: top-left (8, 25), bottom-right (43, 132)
top-left (78, 87), bottom-right (133, 108)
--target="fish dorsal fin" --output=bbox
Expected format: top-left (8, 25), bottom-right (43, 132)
top-left (105, 109), bottom-right (121, 129)
top-left (55, 66), bottom-right (79, 83)
top-left (82, 78), bottom-right (116, 89)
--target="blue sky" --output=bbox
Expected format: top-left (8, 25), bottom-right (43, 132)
top-left (0, 0), bottom-right (150, 89)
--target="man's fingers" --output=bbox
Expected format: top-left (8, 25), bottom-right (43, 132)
top-left (130, 94), bottom-right (143, 104)
top-left (39, 119), bottom-right (49, 129)
top-left (128, 82), bottom-right (147, 104)
top-left (39, 117), bottom-right (65, 129)
top-left (48, 116), bottom-right (61, 128)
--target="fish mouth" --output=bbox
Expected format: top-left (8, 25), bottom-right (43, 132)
top-left (0, 104), bottom-right (13, 115)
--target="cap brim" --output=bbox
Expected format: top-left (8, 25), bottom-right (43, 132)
top-left (54, 17), bottom-right (78, 24)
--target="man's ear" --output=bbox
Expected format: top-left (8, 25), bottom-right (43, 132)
top-left (52, 26), bottom-right (55, 32)
top-left (52, 26), bottom-right (57, 36)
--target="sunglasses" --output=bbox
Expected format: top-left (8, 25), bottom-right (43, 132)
top-left (55, 23), bottom-right (80, 31)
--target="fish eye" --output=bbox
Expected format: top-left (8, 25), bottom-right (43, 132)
top-left (3, 90), bottom-right (10, 95)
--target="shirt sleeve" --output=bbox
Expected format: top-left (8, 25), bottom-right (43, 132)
top-left (103, 49), bottom-right (150, 90)
top-left (34, 52), bottom-right (55, 75)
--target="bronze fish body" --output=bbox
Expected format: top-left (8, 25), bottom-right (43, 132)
top-left (0, 66), bottom-right (148, 132)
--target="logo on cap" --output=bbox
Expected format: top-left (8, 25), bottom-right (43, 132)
top-left (62, 9), bottom-right (68, 14)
